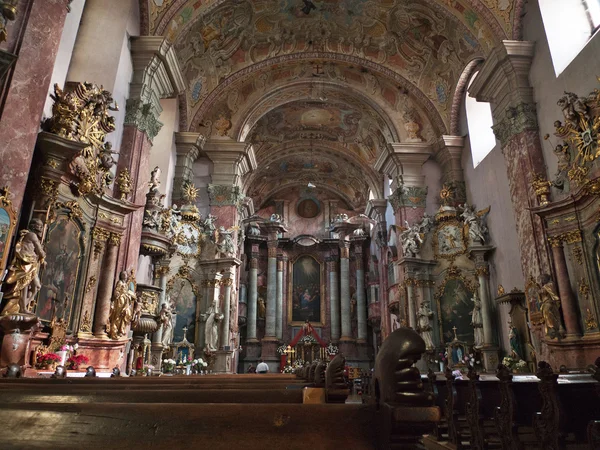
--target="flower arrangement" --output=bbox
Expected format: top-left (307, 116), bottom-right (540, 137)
top-left (60, 344), bottom-right (79, 353)
top-left (191, 358), bottom-right (208, 373)
top-left (67, 354), bottom-right (89, 370)
top-left (276, 344), bottom-right (288, 355)
top-left (502, 356), bottom-right (528, 373)
top-left (141, 365), bottom-right (155, 376)
top-left (37, 353), bottom-right (61, 368)
top-left (163, 359), bottom-right (176, 373)
top-left (326, 343), bottom-right (339, 356)
top-left (282, 364), bottom-right (295, 374)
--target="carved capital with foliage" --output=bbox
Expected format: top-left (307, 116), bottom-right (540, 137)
top-left (124, 98), bottom-right (163, 141)
top-left (207, 184), bottom-right (244, 207)
top-left (492, 102), bottom-right (538, 146)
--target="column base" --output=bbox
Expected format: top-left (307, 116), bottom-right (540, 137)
top-left (150, 343), bottom-right (164, 369)
top-left (480, 346), bottom-right (499, 372)
top-left (246, 338), bottom-right (260, 344)
top-left (213, 350), bottom-right (235, 374)
top-left (93, 332), bottom-right (110, 340)
top-left (260, 339), bottom-right (279, 371)
top-left (339, 336), bottom-right (355, 342)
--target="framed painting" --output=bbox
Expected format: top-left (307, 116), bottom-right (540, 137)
top-left (288, 254), bottom-right (325, 326)
top-left (168, 276), bottom-right (198, 344)
top-left (36, 214), bottom-right (84, 325)
top-left (433, 220), bottom-right (468, 260)
top-left (0, 186), bottom-right (17, 276)
top-left (435, 267), bottom-right (478, 345)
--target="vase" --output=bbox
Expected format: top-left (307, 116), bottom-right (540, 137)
top-left (439, 362), bottom-right (445, 372)
top-left (185, 365), bottom-right (191, 376)
top-left (57, 351), bottom-right (68, 366)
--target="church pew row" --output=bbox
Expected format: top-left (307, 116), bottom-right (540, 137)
top-left (424, 365), bottom-right (600, 450)
top-left (0, 388), bottom-right (305, 404)
top-left (0, 381), bottom-right (308, 390)
top-left (0, 403), bottom-right (378, 450)
top-left (0, 373), bottom-right (301, 384)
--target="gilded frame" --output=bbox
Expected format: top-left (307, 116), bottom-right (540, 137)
top-left (432, 219), bottom-right (468, 261)
top-left (166, 264), bottom-right (201, 344)
top-left (287, 253), bottom-right (326, 327)
top-left (0, 186), bottom-right (17, 275)
top-left (434, 266), bottom-right (479, 345)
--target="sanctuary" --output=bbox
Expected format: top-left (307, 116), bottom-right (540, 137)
top-left (0, 0), bottom-right (600, 448)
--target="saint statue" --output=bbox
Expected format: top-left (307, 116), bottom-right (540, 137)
top-left (149, 166), bottom-right (161, 193)
top-left (201, 298), bottom-right (223, 352)
top-left (350, 293), bottom-right (357, 320)
top-left (508, 322), bottom-right (523, 360)
top-left (539, 275), bottom-right (564, 339)
top-left (203, 214), bottom-right (217, 237)
top-left (1, 219), bottom-right (46, 316)
top-left (159, 300), bottom-right (174, 347)
top-left (257, 297), bottom-right (266, 319)
top-left (460, 204), bottom-right (488, 245)
top-left (470, 293), bottom-right (484, 349)
top-left (416, 301), bottom-right (435, 351)
top-left (107, 271), bottom-right (137, 339)
top-left (215, 226), bottom-right (235, 258)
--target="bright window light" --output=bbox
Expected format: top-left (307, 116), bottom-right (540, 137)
top-left (466, 73), bottom-right (496, 168)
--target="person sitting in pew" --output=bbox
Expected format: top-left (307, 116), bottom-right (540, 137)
top-left (256, 360), bottom-right (269, 374)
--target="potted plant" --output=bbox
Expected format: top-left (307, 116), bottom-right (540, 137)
top-left (67, 354), bottom-right (89, 370)
top-left (38, 353), bottom-right (61, 370)
top-left (162, 358), bottom-right (176, 374)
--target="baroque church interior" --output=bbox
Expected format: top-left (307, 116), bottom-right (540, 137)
top-left (1, 0), bottom-right (600, 448)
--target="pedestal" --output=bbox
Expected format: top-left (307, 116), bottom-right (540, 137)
top-left (75, 337), bottom-right (129, 372)
top-left (480, 346), bottom-right (499, 372)
top-left (213, 350), bottom-right (234, 373)
top-left (0, 314), bottom-right (41, 368)
top-left (150, 342), bottom-right (164, 369)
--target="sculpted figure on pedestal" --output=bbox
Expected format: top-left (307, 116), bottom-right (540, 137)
top-left (201, 298), bottom-right (223, 352)
top-left (106, 271), bottom-right (136, 339)
top-left (159, 300), bottom-right (174, 347)
top-left (400, 221), bottom-right (424, 258)
top-left (149, 166), bottom-right (161, 193)
top-left (417, 301), bottom-right (435, 351)
top-left (215, 226), bottom-right (236, 258)
top-left (470, 293), bottom-right (484, 349)
top-left (1, 219), bottom-right (46, 316)
top-left (539, 275), bottom-right (565, 339)
top-left (257, 297), bottom-right (266, 319)
top-left (460, 204), bottom-right (489, 245)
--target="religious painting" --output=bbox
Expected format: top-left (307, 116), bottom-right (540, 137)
top-left (169, 277), bottom-right (197, 344)
top-left (289, 255), bottom-right (325, 326)
top-left (36, 215), bottom-right (84, 324)
top-left (436, 270), bottom-right (476, 345)
top-left (524, 276), bottom-right (543, 326)
top-left (297, 198), bottom-right (320, 218)
top-left (433, 221), bottom-right (467, 260)
top-left (0, 187), bottom-right (16, 274)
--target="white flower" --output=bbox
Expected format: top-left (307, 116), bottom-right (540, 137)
top-left (202, 362), bottom-right (208, 367)
top-left (163, 359), bottom-right (168, 363)
top-left (73, 344), bottom-right (79, 350)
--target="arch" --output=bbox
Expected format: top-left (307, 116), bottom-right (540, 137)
top-left (235, 81), bottom-right (403, 144)
top-left (254, 182), bottom-right (357, 212)
top-left (450, 58), bottom-right (483, 136)
top-left (188, 52), bottom-right (449, 135)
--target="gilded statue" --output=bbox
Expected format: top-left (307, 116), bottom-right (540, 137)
top-left (1, 219), bottom-right (46, 316)
top-left (257, 297), bottom-right (266, 319)
top-left (539, 275), bottom-right (565, 339)
top-left (106, 271), bottom-right (137, 339)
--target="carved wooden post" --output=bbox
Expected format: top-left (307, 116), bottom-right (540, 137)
top-left (465, 367), bottom-right (485, 450)
top-left (533, 362), bottom-right (564, 450)
top-left (495, 364), bottom-right (523, 450)
top-left (444, 366), bottom-right (461, 448)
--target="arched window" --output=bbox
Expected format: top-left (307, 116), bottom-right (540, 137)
top-left (539, 0), bottom-right (600, 75)
top-left (465, 73), bottom-right (496, 168)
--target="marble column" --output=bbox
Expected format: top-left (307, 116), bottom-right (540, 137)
top-left (475, 265), bottom-right (494, 346)
top-left (406, 279), bottom-right (417, 329)
top-left (340, 241), bottom-right (352, 340)
top-left (265, 240), bottom-right (278, 338)
top-left (549, 236), bottom-right (581, 337)
top-left (328, 256), bottom-right (340, 342)
top-left (354, 241), bottom-right (367, 343)
top-left (247, 249), bottom-right (259, 342)
top-left (0, 0), bottom-right (70, 212)
top-left (276, 257), bottom-right (284, 341)
top-left (221, 275), bottom-right (235, 349)
top-left (93, 233), bottom-right (121, 338)
top-left (468, 41), bottom-right (551, 281)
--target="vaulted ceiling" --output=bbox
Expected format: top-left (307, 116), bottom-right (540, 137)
top-left (145, 0), bottom-right (519, 210)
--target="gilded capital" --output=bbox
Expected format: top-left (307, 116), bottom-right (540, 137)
top-left (109, 233), bottom-right (122, 246)
top-left (547, 236), bottom-right (563, 248)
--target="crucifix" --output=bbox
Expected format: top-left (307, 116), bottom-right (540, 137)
top-left (452, 326), bottom-right (458, 341)
top-left (182, 326), bottom-right (188, 339)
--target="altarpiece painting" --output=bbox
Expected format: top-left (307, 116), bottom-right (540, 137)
top-left (437, 274), bottom-right (476, 345)
top-left (168, 277), bottom-right (197, 344)
top-left (289, 255), bottom-right (324, 326)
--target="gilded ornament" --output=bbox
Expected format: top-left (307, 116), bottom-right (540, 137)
top-left (214, 114), bottom-right (232, 137)
top-left (579, 278), bottom-right (591, 301)
top-left (116, 168), bottom-right (132, 201)
top-left (585, 308), bottom-right (598, 331)
top-left (182, 182), bottom-right (200, 203)
top-left (154, 265), bottom-right (170, 277)
top-left (85, 276), bottom-right (97, 294)
top-left (139, 291), bottom-right (159, 315)
top-left (46, 159), bottom-right (59, 169)
top-left (497, 285), bottom-right (505, 296)
top-left (178, 265), bottom-right (191, 278)
top-left (42, 82), bottom-right (119, 196)
top-left (475, 265), bottom-right (490, 278)
top-left (141, 243), bottom-right (166, 255)
top-left (0, 2), bottom-right (17, 43)
top-left (547, 236), bottom-right (562, 248)
top-left (55, 201), bottom-right (83, 221)
top-left (108, 233), bottom-right (121, 246)
top-left (563, 230), bottom-right (582, 244)
top-left (40, 177), bottom-right (59, 200)
top-left (564, 216), bottom-right (577, 222)
top-left (531, 174), bottom-right (552, 207)
top-left (572, 246), bottom-right (584, 265)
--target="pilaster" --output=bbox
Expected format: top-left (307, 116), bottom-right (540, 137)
top-left (172, 132), bottom-right (204, 203)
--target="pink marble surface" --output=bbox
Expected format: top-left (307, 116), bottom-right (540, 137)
top-left (0, 0), bottom-right (70, 212)
top-left (116, 126), bottom-right (152, 272)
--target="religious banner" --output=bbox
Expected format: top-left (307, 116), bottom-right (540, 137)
top-left (289, 254), bottom-right (325, 326)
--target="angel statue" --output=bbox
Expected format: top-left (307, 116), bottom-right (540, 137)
top-left (203, 214), bottom-right (217, 238)
top-left (215, 226), bottom-right (236, 259)
top-left (460, 204), bottom-right (490, 245)
top-left (470, 292), bottom-right (484, 349)
top-left (201, 298), bottom-right (224, 352)
top-left (400, 221), bottom-right (424, 258)
top-left (416, 301), bottom-right (435, 351)
top-left (148, 166), bottom-right (161, 193)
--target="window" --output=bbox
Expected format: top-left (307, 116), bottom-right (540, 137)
top-left (539, 0), bottom-right (600, 76)
top-left (465, 73), bottom-right (496, 168)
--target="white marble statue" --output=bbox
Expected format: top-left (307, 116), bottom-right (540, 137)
top-left (149, 166), bottom-right (161, 193)
top-left (215, 226), bottom-right (236, 258)
top-left (416, 301), bottom-right (435, 351)
top-left (203, 214), bottom-right (217, 237)
top-left (400, 221), bottom-right (424, 257)
top-left (201, 298), bottom-right (224, 352)
top-left (460, 204), bottom-right (489, 245)
top-left (159, 298), bottom-right (174, 347)
top-left (470, 293), bottom-right (484, 349)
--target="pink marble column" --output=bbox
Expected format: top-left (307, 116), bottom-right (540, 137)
top-left (549, 237), bottom-right (581, 337)
top-left (94, 233), bottom-right (121, 338)
top-left (116, 126), bottom-right (152, 273)
top-left (0, 0), bottom-right (70, 212)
